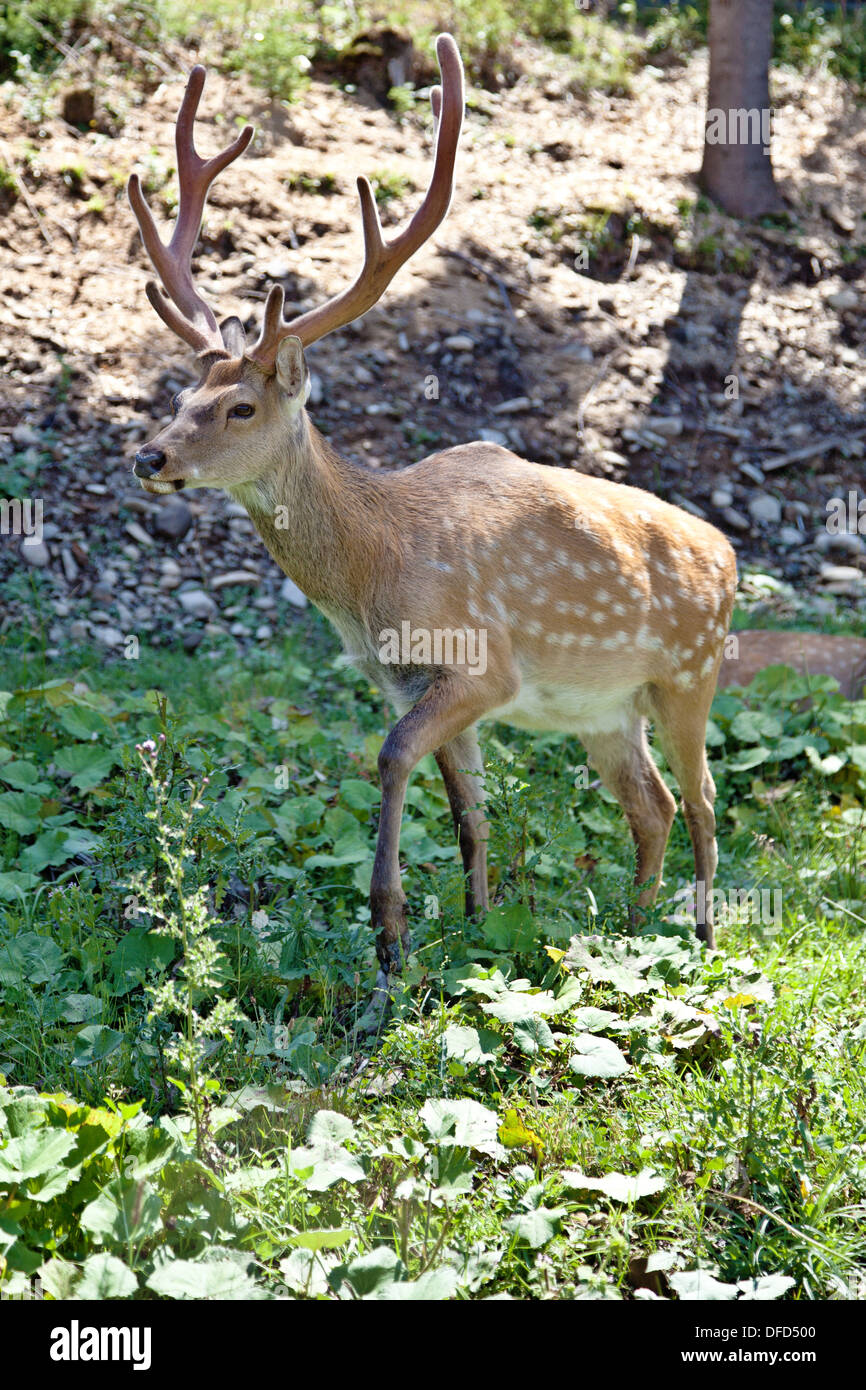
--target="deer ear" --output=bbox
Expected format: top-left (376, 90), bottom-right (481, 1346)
top-left (275, 335), bottom-right (308, 401)
top-left (220, 315), bottom-right (247, 357)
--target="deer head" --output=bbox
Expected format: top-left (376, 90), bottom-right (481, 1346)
top-left (129, 37), bottom-right (464, 494)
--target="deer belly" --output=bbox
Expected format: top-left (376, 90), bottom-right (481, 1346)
top-left (491, 678), bottom-right (639, 736)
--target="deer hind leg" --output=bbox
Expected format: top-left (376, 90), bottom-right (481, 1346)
top-left (580, 718), bottom-right (676, 915)
top-left (647, 684), bottom-right (719, 947)
top-left (434, 725), bottom-right (489, 921)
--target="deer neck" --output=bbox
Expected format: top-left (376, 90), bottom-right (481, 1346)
top-left (229, 411), bottom-right (398, 612)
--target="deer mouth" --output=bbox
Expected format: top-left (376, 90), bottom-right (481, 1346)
top-left (139, 477), bottom-right (186, 494)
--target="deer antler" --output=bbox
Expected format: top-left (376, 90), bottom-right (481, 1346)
top-left (247, 32), bottom-right (464, 368)
top-left (128, 66), bottom-right (254, 356)
top-left (131, 36), bottom-right (464, 367)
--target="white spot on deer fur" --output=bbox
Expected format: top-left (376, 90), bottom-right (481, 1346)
top-left (555, 600), bottom-right (569, 615)
top-left (612, 602), bottom-right (626, 616)
top-left (574, 603), bottom-right (587, 617)
top-left (526, 619), bottom-right (542, 636)
top-left (596, 589), bottom-right (609, 604)
top-left (556, 549), bottom-right (570, 565)
top-left (680, 647), bottom-right (693, 661)
top-left (662, 594), bottom-right (674, 609)
top-left (674, 670), bottom-right (695, 689)
top-left (694, 632), bottom-right (706, 649)
top-left (591, 611), bottom-right (605, 625)
top-left (572, 561), bottom-right (586, 579)
top-left (700, 654), bottom-right (714, 676)
top-left (561, 632), bottom-right (577, 646)
top-left (579, 634), bottom-right (594, 646)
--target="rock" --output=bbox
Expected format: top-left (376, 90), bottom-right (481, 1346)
top-left (443, 334), bottom-right (474, 352)
top-left (712, 487), bottom-right (734, 508)
top-left (124, 520), bottom-right (153, 548)
top-left (69, 620), bottom-right (89, 642)
top-left (823, 202), bottom-right (855, 235)
top-left (722, 506), bottom-right (750, 532)
top-left (95, 626), bottom-right (124, 648)
top-left (62, 88), bottom-right (96, 128)
top-left (739, 462), bottom-right (765, 485)
top-left (671, 493), bottom-right (707, 519)
top-left (152, 497), bottom-right (193, 541)
top-left (255, 624), bottom-right (273, 640)
top-left (826, 287), bottom-right (858, 313)
top-left (211, 570), bottom-right (261, 589)
top-left (182, 629), bottom-right (203, 653)
top-left (815, 530), bottom-right (866, 556)
top-left (280, 576), bottom-right (308, 608)
top-left (492, 396), bottom-right (532, 415)
top-left (478, 428), bottom-right (510, 448)
top-left (20, 539), bottom-right (49, 567)
top-left (748, 493), bottom-right (782, 525)
top-left (819, 563), bottom-right (864, 583)
top-left (11, 423), bottom-right (40, 447)
top-left (178, 589), bottom-right (217, 619)
top-left (646, 416), bottom-right (683, 438)
top-left (778, 526), bottom-right (805, 547)
top-left (60, 548), bottom-right (79, 583)
top-left (308, 372), bottom-right (324, 407)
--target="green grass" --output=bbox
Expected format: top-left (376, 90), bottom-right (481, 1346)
top-left (0, 606), bottom-right (865, 1300)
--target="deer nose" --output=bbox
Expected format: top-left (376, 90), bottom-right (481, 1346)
top-left (134, 448), bottom-right (167, 478)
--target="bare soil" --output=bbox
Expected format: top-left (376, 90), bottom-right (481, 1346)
top-left (1, 42), bottom-right (865, 651)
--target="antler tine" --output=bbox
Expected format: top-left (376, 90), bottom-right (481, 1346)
top-left (128, 65), bottom-right (254, 355)
top-left (248, 33), bottom-right (465, 368)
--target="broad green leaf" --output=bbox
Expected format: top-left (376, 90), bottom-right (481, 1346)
top-left (340, 1247), bottom-right (402, 1297)
top-left (670, 1269), bottom-right (738, 1301)
top-left (512, 1015), bottom-right (555, 1055)
top-left (20, 827), bottom-right (99, 873)
top-left (736, 1274), bottom-right (796, 1301)
top-left (442, 1024), bottom-right (502, 1065)
top-left (562, 1168), bottom-right (666, 1204)
top-left (76, 1253), bottom-right (138, 1299)
top-left (420, 1098), bottom-right (501, 1155)
top-left (80, 1179), bottom-right (162, 1245)
top-left (147, 1257), bottom-right (261, 1300)
top-left (570, 1034), bottom-right (630, 1078)
top-left (54, 743), bottom-right (120, 792)
top-left (72, 1025), bottom-right (124, 1067)
top-left (572, 1007), bottom-right (622, 1033)
top-left (60, 994), bottom-right (102, 1024)
top-left (307, 1110), bottom-right (355, 1146)
top-left (431, 1147), bottom-right (476, 1200)
top-left (0, 760), bottom-right (51, 792)
top-left (482, 989), bottom-right (558, 1024)
top-left (0, 1128), bottom-right (76, 1181)
top-left (0, 933), bottom-right (64, 986)
top-left (481, 903), bottom-right (536, 952)
top-left (367, 1267), bottom-right (460, 1300)
top-left (504, 1206), bottom-right (564, 1248)
top-left (0, 790), bottom-right (42, 834)
top-left (289, 1228), bottom-right (353, 1252)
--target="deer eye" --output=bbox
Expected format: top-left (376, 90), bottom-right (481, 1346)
top-left (229, 403), bottom-right (255, 419)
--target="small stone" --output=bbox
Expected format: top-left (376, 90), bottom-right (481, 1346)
top-left (20, 539), bottom-right (49, 567)
top-left (182, 629), bottom-right (203, 653)
top-left (124, 520), bottom-right (153, 547)
top-left (69, 620), bottom-right (89, 642)
top-left (62, 88), bottom-right (96, 127)
top-left (152, 497), bottom-right (193, 541)
top-left (308, 372), bottom-right (324, 406)
top-left (722, 506), bottom-right (750, 532)
top-left (739, 462), bottom-right (765, 485)
top-left (778, 526), bottom-right (805, 547)
top-left (645, 416), bottom-right (683, 438)
top-left (492, 396), bottom-right (531, 415)
top-left (748, 493), bottom-right (782, 525)
top-left (712, 487), bottom-right (734, 508)
top-left (61, 548), bottom-right (79, 583)
top-left (280, 576), bottom-right (308, 608)
top-left (178, 589), bottom-right (217, 618)
top-left (255, 623), bottom-right (273, 640)
top-left (478, 428), bottom-right (510, 448)
top-left (826, 287), bottom-right (858, 313)
top-left (819, 563), bottom-right (864, 583)
top-left (815, 530), bottom-right (866, 556)
top-left (95, 626), bottom-right (124, 648)
top-left (263, 258), bottom-right (292, 279)
top-left (211, 570), bottom-right (261, 589)
top-left (11, 423), bottom-right (40, 447)
top-left (443, 334), bottom-right (474, 352)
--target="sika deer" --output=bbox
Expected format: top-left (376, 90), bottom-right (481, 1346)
top-left (128, 37), bottom-right (737, 995)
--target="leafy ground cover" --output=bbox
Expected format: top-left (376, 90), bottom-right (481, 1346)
top-left (1, 604), bottom-right (865, 1300)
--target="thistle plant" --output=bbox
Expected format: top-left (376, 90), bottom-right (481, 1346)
top-left (132, 735), bottom-right (243, 1157)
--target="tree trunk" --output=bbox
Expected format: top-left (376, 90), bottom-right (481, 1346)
top-left (700, 0), bottom-right (783, 218)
